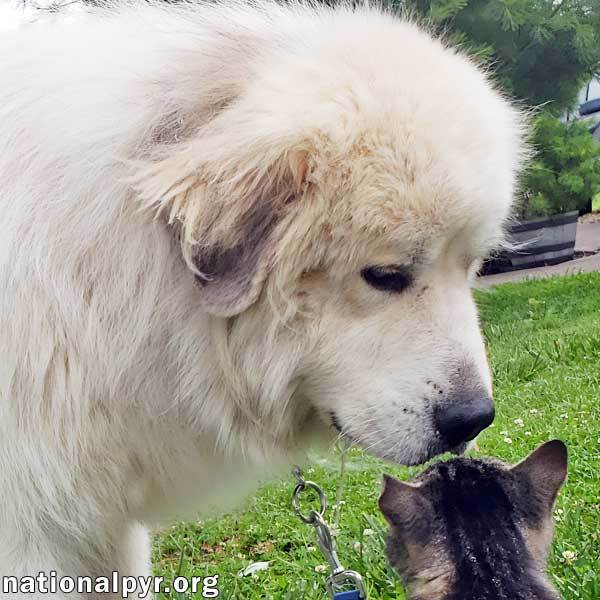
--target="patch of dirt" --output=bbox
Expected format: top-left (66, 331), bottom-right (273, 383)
top-left (249, 540), bottom-right (275, 556)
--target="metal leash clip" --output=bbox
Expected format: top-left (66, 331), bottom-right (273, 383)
top-left (291, 467), bottom-right (367, 600)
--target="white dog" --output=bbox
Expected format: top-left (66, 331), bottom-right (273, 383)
top-left (0, 1), bottom-right (525, 597)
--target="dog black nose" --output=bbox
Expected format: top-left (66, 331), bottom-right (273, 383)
top-left (434, 395), bottom-right (495, 448)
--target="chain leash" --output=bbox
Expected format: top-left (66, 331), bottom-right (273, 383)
top-left (291, 466), bottom-right (367, 600)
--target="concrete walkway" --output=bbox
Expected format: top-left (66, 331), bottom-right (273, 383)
top-left (576, 221), bottom-right (600, 253)
top-left (477, 219), bottom-right (600, 287)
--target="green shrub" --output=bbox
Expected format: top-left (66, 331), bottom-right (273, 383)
top-left (518, 114), bottom-right (600, 220)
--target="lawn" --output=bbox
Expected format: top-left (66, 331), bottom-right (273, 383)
top-left (153, 272), bottom-right (600, 600)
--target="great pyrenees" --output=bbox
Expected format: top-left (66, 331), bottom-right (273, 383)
top-left (0, 1), bottom-right (525, 596)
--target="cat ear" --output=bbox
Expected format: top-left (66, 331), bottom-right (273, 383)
top-left (379, 474), bottom-right (430, 528)
top-left (511, 440), bottom-right (568, 509)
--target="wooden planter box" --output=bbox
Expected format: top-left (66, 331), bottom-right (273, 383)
top-left (482, 211), bottom-right (579, 274)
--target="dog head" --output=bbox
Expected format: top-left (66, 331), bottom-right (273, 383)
top-left (133, 4), bottom-right (526, 464)
top-left (379, 440), bottom-right (568, 599)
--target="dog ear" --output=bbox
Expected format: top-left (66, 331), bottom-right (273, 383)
top-left (511, 440), bottom-right (568, 510)
top-left (133, 139), bottom-right (310, 317)
top-left (379, 474), bottom-right (431, 529)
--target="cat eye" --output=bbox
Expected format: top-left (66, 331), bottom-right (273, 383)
top-left (361, 265), bottom-right (412, 293)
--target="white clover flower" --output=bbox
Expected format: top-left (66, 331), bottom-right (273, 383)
top-left (554, 509), bottom-right (564, 522)
top-left (524, 431), bottom-right (532, 436)
top-left (353, 541), bottom-right (362, 552)
top-left (514, 418), bottom-right (524, 427)
top-left (500, 430), bottom-right (509, 436)
top-left (562, 550), bottom-right (576, 562)
top-left (362, 528), bottom-right (374, 536)
top-left (503, 437), bottom-right (513, 444)
top-left (529, 408), bottom-right (539, 415)
top-left (560, 413), bottom-right (568, 419)
top-left (315, 565), bottom-right (328, 573)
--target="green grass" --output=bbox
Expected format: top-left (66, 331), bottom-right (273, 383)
top-left (593, 192), bottom-right (600, 213)
top-left (153, 273), bottom-right (600, 599)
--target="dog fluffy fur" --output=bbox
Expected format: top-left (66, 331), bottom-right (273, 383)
top-left (0, 1), bottom-right (526, 596)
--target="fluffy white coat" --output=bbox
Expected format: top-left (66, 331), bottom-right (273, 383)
top-left (0, 1), bottom-right (525, 597)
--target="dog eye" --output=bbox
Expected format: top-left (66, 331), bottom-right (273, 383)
top-left (361, 265), bottom-right (412, 293)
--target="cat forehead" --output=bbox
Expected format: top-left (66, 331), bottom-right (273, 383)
top-left (417, 457), bottom-right (510, 487)
top-left (415, 458), bottom-right (523, 511)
